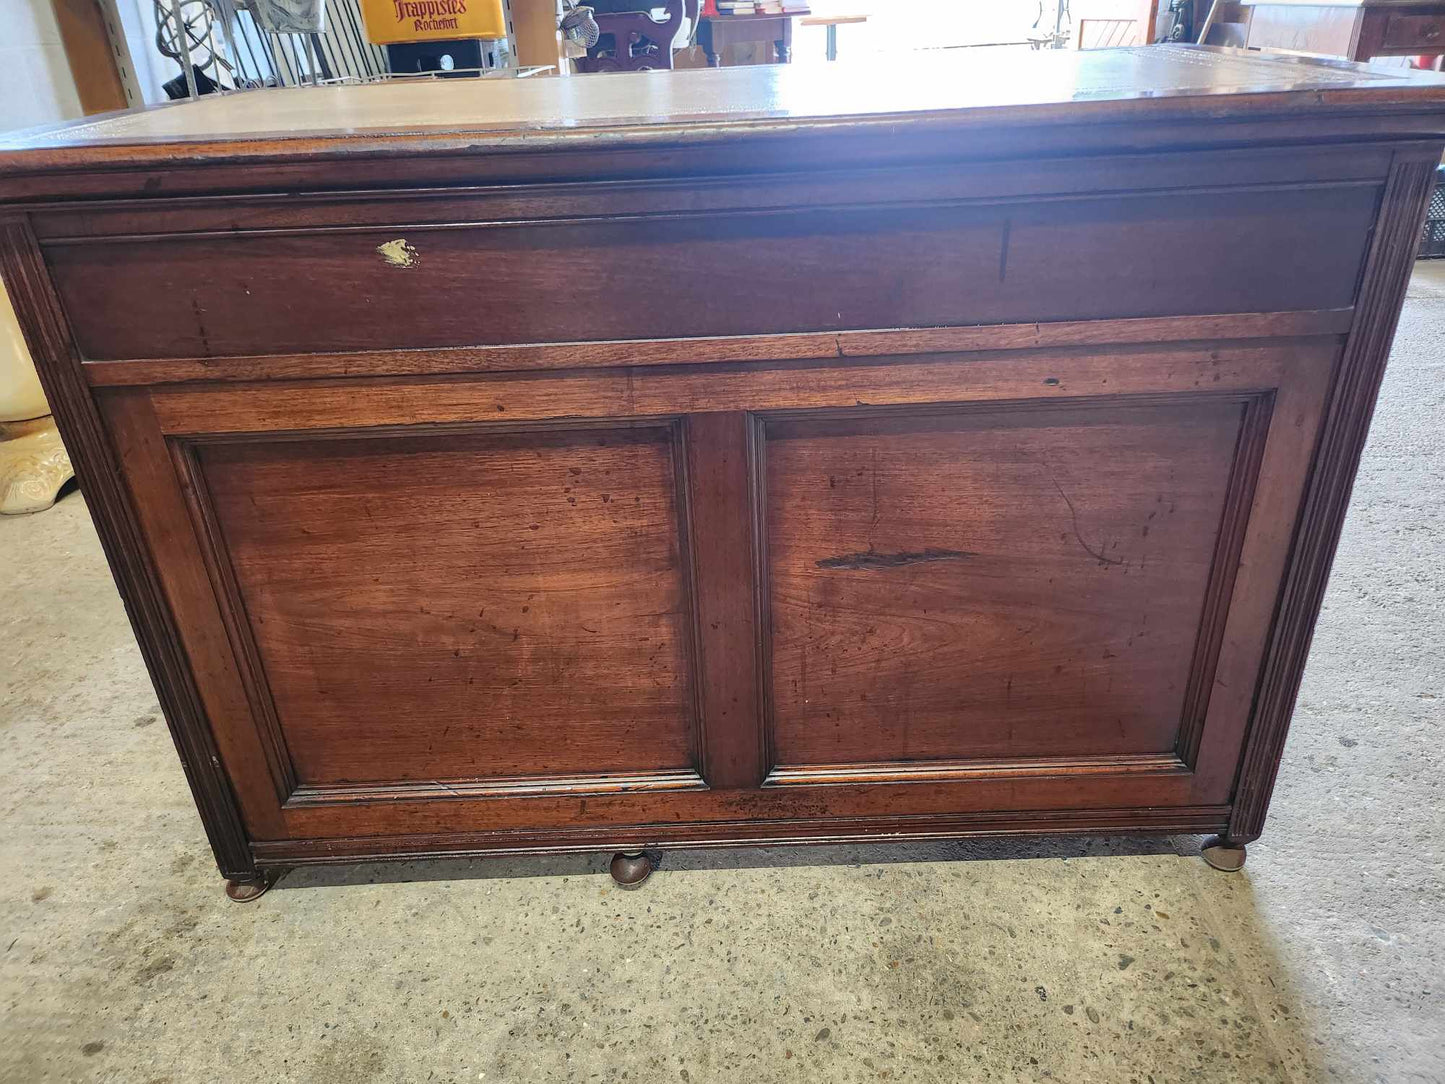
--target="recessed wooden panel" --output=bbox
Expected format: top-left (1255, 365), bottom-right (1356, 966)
top-left (45, 183), bottom-right (1377, 361)
top-left (763, 396), bottom-right (1256, 772)
top-left (187, 423), bottom-right (697, 794)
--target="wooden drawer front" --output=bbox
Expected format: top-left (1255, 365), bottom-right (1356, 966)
top-left (1383, 13), bottom-right (1445, 49)
top-left (48, 183), bottom-right (1377, 362)
top-left (181, 422), bottom-right (702, 804)
top-left (761, 393), bottom-right (1266, 782)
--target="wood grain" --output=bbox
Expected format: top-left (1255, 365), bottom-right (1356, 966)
top-left (0, 219), bottom-right (257, 877)
top-left (3, 51), bottom-right (1439, 883)
top-left (762, 397), bottom-right (1251, 769)
top-left (28, 143), bottom-right (1394, 241)
top-left (46, 185), bottom-right (1377, 361)
top-left (79, 309), bottom-right (1356, 388)
top-left (251, 803), bottom-right (1234, 867)
top-left (684, 413), bottom-right (766, 789)
top-left (141, 341), bottom-right (1335, 437)
top-left (2, 45), bottom-right (1443, 205)
top-left (187, 422), bottom-right (700, 792)
top-left (50, 0), bottom-right (129, 115)
top-left (1227, 151), bottom-right (1441, 845)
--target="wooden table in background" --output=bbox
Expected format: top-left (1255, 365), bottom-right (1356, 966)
top-left (799, 13), bottom-right (868, 60)
top-left (698, 12), bottom-right (810, 65)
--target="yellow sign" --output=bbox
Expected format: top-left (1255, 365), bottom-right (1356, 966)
top-left (358, 0), bottom-right (506, 44)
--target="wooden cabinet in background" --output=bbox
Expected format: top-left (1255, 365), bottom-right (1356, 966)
top-left (1, 45), bottom-right (1442, 897)
top-left (1230, 0), bottom-right (1445, 62)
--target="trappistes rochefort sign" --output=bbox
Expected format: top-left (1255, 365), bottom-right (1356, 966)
top-left (395, 0), bottom-right (467, 34)
top-left (358, 0), bottom-right (504, 44)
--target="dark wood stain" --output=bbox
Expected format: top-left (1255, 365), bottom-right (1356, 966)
top-left (45, 186), bottom-right (1377, 362)
top-left (1, 50), bottom-right (1439, 885)
top-left (764, 398), bottom-right (1245, 767)
top-left (192, 424), bottom-right (697, 788)
top-left (815, 548), bottom-right (973, 571)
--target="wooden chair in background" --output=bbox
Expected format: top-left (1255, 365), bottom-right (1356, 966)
top-left (1077, 17), bottom-right (1139, 47)
top-left (576, 0), bottom-right (701, 71)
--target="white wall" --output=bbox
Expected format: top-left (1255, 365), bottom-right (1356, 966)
top-left (789, 0), bottom-right (1068, 66)
top-left (113, 0), bottom-right (175, 106)
top-left (0, 0), bottom-right (82, 422)
top-left (0, 0), bottom-right (84, 132)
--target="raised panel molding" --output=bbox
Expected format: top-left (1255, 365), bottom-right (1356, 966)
top-left (755, 390), bottom-right (1274, 787)
top-left (169, 417), bottom-right (709, 806)
top-left (8, 61), bottom-right (1440, 884)
top-left (1226, 152), bottom-right (1442, 845)
top-left (0, 218), bottom-right (258, 877)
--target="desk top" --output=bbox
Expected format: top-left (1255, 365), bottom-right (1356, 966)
top-left (2, 45), bottom-right (1444, 200)
top-left (4, 45), bottom-right (1443, 152)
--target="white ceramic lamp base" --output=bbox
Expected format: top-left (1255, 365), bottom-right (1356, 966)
top-left (0, 415), bottom-right (74, 514)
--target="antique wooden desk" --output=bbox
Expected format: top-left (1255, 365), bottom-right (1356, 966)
top-left (2, 46), bottom-right (1442, 900)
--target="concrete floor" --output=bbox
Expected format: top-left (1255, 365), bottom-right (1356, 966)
top-left (3, 269), bottom-right (1444, 1084)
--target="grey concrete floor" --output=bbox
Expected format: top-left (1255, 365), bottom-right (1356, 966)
top-left (3, 268), bottom-right (1444, 1084)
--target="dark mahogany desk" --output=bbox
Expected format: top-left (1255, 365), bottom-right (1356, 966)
top-left (2, 47), bottom-right (1443, 899)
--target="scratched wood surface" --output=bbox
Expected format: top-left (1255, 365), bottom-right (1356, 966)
top-left (1, 44), bottom-right (1440, 152)
top-left (764, 400), bottom-right (1246, 767)
top-left (45, 185), bottom-right (1376, 361)
top-left (193, 425), bottom-right (698, 790)
top-left (2, 47), bottom-right (1441, 884)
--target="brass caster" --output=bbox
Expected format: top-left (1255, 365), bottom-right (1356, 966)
top-left (1201, 836), bottom-right (1247, 872)
top-left (609, 850), bottom-right (657, 888)
top-left (224, 874), bottom-right (274, 902)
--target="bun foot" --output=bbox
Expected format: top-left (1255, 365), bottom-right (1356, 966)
top-left (1201, 836), bottom-right (1247, 872)
top-left (224, 874), bottom-right (274, 902)
top-left (610, 850), bottom-right (656, 888)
